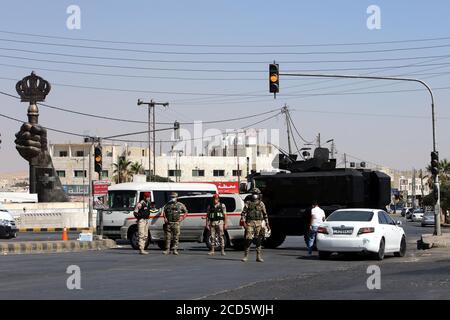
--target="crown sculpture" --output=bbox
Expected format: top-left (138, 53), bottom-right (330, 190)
top-left (14, 72), bottom-right (68, 202)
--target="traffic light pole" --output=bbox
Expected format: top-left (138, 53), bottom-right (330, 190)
top-left (280, 72), bottom-right (441, 236)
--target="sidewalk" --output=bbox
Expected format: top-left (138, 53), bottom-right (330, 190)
top-left (0, 239), bottom-right (116, 255)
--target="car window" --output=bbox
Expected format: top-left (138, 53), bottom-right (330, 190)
top-left (178, 197), bottom-right (208, 213)
top-left (152, 191), bottom-right (167, 209)
top-left (378, 212), bottom-right (388, 224)
top-left (219, 197), bottom-right (236, 212)
top-left (327, 210), bottom-right (374, 222)
top-left (382, 212), bottom-right (396, 225)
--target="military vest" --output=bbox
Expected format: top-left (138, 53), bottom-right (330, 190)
top-left (165, 202), bottom-right (183, 222)
top-left (245, 200), bottom-right (264, 221)
top-left (137, 201), bottom-right (150, 219)
top-left (207, 203), bottom-right (225, 221)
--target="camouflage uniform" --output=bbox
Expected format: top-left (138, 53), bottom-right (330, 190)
top-left (133, 200), bottom-right (151, 254)
top-left (206, 202), bottom-right (227, 255)
top-left (163, 200), bottom-right (188, 255)
top-left (241, 193), bottom-right (269, 262)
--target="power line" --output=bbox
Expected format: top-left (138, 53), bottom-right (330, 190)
top-left (2, 37), bottom-right (450, 55)
top-left (2, 29), bottom-right (450, 47)
top-left (0, 90), bottom-right (281, 124)
top-left (286, 111), bottom-right (315, 144)
top-left (3, 46), bottom-right (450, 64)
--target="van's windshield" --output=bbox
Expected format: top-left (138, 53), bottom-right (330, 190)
top-left (108, 191), bottom-right (137, 209)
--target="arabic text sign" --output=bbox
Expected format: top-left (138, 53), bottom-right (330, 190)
top-left (92, 180), bottom-right (109, 196)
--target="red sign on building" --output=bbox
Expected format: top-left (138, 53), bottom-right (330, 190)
top-left (92, 180), bottom-right (109, 196)
top-left (208, 181), bottom-right (240, 194)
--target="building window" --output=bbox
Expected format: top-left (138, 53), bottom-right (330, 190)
top-left (168, 170), bottom-right (181, 177)
top-left (74, 170), bottom-right (87, 178)
top-left (101, 170), bottom-right (109, 178)
top-left (75, 151), bottom-right (85, 157)
top-left (59, 151), bottom-right (68, 157)
top-left (56, 170), bottom-right (66, 178)
top-left (192, 169), bottom-right (205, 177)
top-left (142, 149), bottom-right (145, 157)
top-left (213, 170), bottom-right (225, 177)
top-left (232, 170), bottom-right (242, 176)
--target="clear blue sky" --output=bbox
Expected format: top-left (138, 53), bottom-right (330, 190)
top-left (0, 0), bottom-right (449, 172)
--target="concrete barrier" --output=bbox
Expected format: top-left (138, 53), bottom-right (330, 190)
top-left (0, 239), bottom-right (116, 255)
top-left (3, 203), bottom-right (98, 229)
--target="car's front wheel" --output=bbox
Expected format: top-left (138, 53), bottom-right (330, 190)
top-left (394, 236), bottom-right (406, 257)
top-left (129, 226), bottom-right (150, 250)
top-left (373, 238), bottom-right (385, 261)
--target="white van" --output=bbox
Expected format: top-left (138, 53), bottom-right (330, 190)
top-left (102, 182), bottom-right (218, 239)
top-left (0, 208), bottom-right (19, 239)
top-left (120, 193), bottom-right (246, 250)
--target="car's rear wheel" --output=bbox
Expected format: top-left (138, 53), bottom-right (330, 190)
top-left (129, 226), bottom-right (150, 250)
top-left (373, 238), bottom-right (385, 261)
top-left (263, 230), bottom-right (286, 249)
top-left (205, 229), bottom-right (229, 250)
top-left (394, 236), bottom-right (406, 257)
top-left (156, 240), bottom-right (166, 250)
top-left (318, 251), bottom-right (332, 260)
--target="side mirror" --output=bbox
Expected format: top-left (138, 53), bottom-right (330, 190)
top-left (396, 220), bottom-right (402, 226)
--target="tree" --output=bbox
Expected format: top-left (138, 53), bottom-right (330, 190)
top-left (130, 161), bottom-right (144, 176)
top-left (113, 156), bottom-right (132, 183)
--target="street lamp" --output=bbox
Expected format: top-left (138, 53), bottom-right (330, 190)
top-left (279, 71), bottom-right (441, 236)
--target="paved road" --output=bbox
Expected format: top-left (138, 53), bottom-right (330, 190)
top-left (0, 216), bottom-right (448, 300)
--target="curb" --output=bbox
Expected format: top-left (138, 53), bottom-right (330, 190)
top-left (18, 228), bottom-right (93, 233)
top-left (418, 233), bottom-right (450, 250)
top-left (0, 239), bottom-right (116, 255)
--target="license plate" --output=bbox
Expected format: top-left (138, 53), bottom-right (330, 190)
top-left (333, 228), bottom-right (353, 235)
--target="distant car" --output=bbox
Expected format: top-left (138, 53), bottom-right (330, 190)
top-left (407, 208), bottom-right (424, 220)
top-left (316, 209), bottom-right (406, 260)
top-left (0, 208), bottom-right (18, 239)
top-left (421, 211), bottom-right (435, 227)
top-left (401, 207), bottom-right (412, 217)
top-left (411, 210), bottom-right (424, 222)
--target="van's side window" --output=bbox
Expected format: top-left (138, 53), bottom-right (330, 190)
top-left (153, 191), bottom-right (167, 209)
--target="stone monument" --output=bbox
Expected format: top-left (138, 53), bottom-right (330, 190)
top-left (14, 72), bottom-right (68, 202)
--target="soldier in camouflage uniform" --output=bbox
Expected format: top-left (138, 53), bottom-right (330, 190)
top-left (133, 192), bottom-right (152, 255)
top-left (240, 188), bottom-right (270, 262)
top-left (206, 194), bottom-right (228, 256)
top-left (162, 192), bottom-right (188, 255)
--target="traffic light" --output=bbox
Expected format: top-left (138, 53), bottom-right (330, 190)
top-left (269, 63), bottom-right (279, 96)
top-left (430, 151), bottom-right (439, 176)
top-left (174, 121), bottom-right (180, 140)
top-left (94, 145), bottom-right (102, 174)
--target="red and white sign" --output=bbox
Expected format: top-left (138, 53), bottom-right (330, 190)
top-left (208, 181), bottom-right (239, 194)
top-left (92, 180), bottom-right (109, 196)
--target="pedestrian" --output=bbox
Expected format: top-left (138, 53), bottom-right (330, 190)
top-left (308, 201), bottom-right (326, 255)
top-left (206, 194), bottom-right (228, 256)
top-left (133, 192), bottom-right (152, 255)
top-left (240, 188), bottom-right (270, 262)
top-left (162, 192), bottom-right (188, 255)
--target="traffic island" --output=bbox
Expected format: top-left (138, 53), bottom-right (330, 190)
top-left (418, 233), bottom-right (450, 249)
top-left (0, 239), bottom-right (116, 255)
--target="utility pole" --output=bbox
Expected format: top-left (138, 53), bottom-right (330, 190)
top-left (317, 133), bottom-right (321, 148)
top-left (412, 168), bottom-right (416, 209)
top-left (281, 104), bottom-right (292, 154)
top-left (137, 99), bottom-right (169, 181)
top-left (84, 136), bottom-right (101, 229)
top-left (344, 153), bottom-right (347, 169)
top-left (420, 169), bottom-right (425, 205)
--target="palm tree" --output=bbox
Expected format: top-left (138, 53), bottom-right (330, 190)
top-left (130, 161), bottom-right (144, 176)
top-left (426, 158), bottom-right (450, 185)
top-left (113, 156), bottom-right (132, 183)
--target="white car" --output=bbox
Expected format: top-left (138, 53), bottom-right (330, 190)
top-left (411, 211), bottom-right (424, 222)
top-left (316, 209), bottom-right (406, 260)
top-left (0, 208), bottom-right (19, 239)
